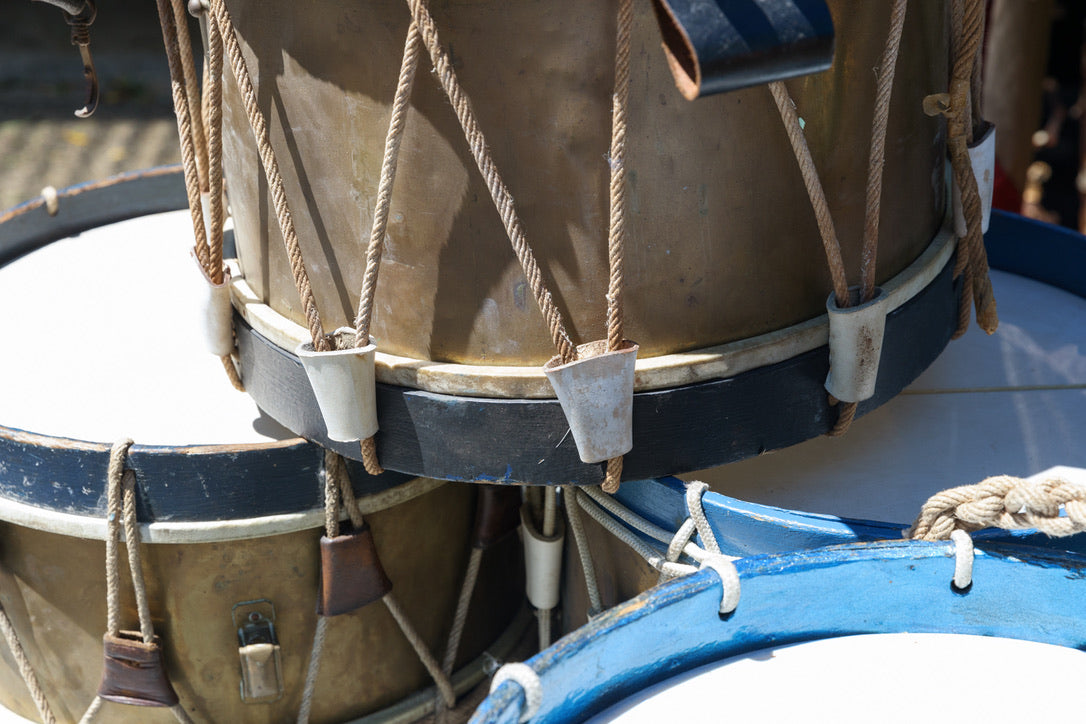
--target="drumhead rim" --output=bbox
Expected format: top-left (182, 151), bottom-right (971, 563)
top-left (476, 540), bottom-right (1086, 724)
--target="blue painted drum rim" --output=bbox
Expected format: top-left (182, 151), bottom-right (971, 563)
top-left (472, 540), bottom-right (1086, 724)
top-left (0, 168), bottom-right (411, 525)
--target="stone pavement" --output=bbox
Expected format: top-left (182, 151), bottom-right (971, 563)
top-left (1, 0), bottom-right (184, 210)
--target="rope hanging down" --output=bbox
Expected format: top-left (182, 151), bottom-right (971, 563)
top-left (770, 0), bottom-right (907, 436)
top-left (602, 0), bottom-right (633, 494)
top-left (79, 440), bottom-right (195, 724)
top-left (298, 452), bottom-right (456, 723)
top-left (906, 475), bottom-right (1086, 541)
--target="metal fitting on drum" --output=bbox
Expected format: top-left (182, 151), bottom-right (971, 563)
top-left (191, 249), bottom-right (234, 358)
top-left (952, 122), bottom-right (996, 237)
top-left (520, 505), bottom-right (565, 612)
top-left (824, 287), bottom-right (890, 404)
top-left (297, 328), bottom-right (378, 443)
top-left (544, 340), bottom-right (638, 464)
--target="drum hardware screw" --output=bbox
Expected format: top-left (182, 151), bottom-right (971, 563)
top-left (233, 600), bottom-right (284, 704)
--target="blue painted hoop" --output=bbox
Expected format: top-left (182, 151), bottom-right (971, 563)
top-left (473, 540), bottom-right (1086, 723)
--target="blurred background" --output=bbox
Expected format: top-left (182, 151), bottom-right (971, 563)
top-left (1, 0), bottom-right (1085, 233)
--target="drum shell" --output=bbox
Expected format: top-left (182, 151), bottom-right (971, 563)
top-left (222, 0), bottom-right (948, 368)
top-left (0, 483), bottom-right (523, 723)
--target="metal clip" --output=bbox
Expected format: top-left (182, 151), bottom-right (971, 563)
top-left (64, 0), bottom-right (99, 118)
top-left (233, 600), bottom-right (284, 704)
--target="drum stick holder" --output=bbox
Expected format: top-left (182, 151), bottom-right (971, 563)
top-left (97, 631), bottom-right (180, 708)
top-left (952, 122), bottom-right (996, 237)
top-left (297, 328), bottom-right (378, 443)
top-left (317, 521), bottom-right (393, 617)
top-left (544, 340), bottom-right (638, 464)
top-left (520, 505), bottom-right (564, 612)
top-left (824, 287), bottom-right (889, 404)
top-left (650, 0), bottom-right (834, 99)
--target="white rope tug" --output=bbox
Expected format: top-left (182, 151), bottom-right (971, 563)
top-left (489, 662), bottom-right (543, 724)
top-left (950, 529), bottom-right (974, 590)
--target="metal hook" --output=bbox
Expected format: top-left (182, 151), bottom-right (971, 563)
top-left (64, 0), bottom-right (98, 118)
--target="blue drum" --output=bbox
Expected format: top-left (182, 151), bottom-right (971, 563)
top-left (477, 539), bottom-right (1086, 723)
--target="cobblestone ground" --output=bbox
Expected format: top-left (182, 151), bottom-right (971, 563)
top-left (1, 0), bottom-right (185, 210)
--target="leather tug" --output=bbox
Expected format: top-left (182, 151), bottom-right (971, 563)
top-left (318, 522), bottom-right (392, 616)
top-left (97, 631), bottom-right (180, 707)
top-left (650, 0), bottom-right (835, 99)
top-left (471, 486), bottom-right (522, 550)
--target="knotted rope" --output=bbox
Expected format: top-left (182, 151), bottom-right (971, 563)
top-left (80, 440), bottom-right (194, 724)
top-left (906, 475), bottom-right (1086, 541)
top-left (770, 0), bottom-right (908, 436)
top-left (299, 452), bottom-right (455, 723)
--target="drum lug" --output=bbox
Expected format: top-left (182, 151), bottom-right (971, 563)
top-left (233, 600), bottom-right (284, 704)
top-left (297, 328), bottom-right (378, 443)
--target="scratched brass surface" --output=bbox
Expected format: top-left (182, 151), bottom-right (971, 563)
top-left (222, 1), bottom-right (948, 367)
top-left (0, 482), bottom-right (523, 723)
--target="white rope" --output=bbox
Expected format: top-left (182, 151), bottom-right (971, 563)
top-left (564, 489), bottom-right (602, 617)
top-left (700, 556), bottom-right (741, 615)
top-left (490, 662), bottom-right (543, 724)
top-left (575, 491), bottom-right (696, 579)
top-left (660, 518), bottom-right (699, 585)
top-left (78, 696), bottom-right (103, 724)
top-left (581, 487), bottom-right (708, 563)
top-left (951, 529), bottom-right (974, 590)
top-left (685, 481), bottom-right (721, 554)
top-left (536, 608), bottom-right (552, 651)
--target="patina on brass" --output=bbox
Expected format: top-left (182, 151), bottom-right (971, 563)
top-left (222, 0), bottom-right (947, 369)
top-left (0, 483), bottom-right (523, 723)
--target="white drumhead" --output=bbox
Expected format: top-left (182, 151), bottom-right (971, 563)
top-left (682, 270), bottom-right (1086, 521)
top-left (0, 210), bottom-right (292, 445)
top-left (591, 633), bottom-right (1086, 722)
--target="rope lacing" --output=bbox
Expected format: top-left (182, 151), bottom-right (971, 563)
top-left (298, 452), bottom-right (455, 723)
top-left (79, 440), bottom-right (194, 724)
top-left (770, 0), bottom-right (909, 436)
top-left (906, 474), bottom-right (1086, 541)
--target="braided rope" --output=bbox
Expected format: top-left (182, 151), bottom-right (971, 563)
top-left (859, 0), bottom-right (908, 301)
top-left (565, 489), bottom-right (602, 616)
top-left (405, 0), bottom-right (575, 363)
top-left (768, 80), bottom-right (849, 306)
top-left (154, 0), bottom-right (210, 271)
top-left (104, 439), bottom-right (133, 638)
top-left (0, 604), bottom-right (57, 724)
top-left (907, 475), bottom-right (1086, 541)
top-left (947, 0), bottom-right (998, 337)
top-left (208, 0), bottom-right (330, 350)
top-left (169, 0), bottom-right (209, 193)
top-left (206, 6), bottom-right (225, 284)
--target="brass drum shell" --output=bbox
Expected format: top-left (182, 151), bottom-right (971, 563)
top-left (222, 0), bottom-right (948, 368)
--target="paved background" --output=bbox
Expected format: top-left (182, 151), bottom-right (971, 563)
top-left (0, 0), bottom-right (183, 210)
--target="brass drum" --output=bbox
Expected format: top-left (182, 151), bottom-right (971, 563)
top-left (0, 191), bottom-right (524, 723)
top-left (220, 1), bottom-right (959, 482)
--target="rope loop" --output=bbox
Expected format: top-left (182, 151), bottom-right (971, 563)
top-left (950, 529), bottom-right (974, 590)
top-left (685, 481), bottom-right (721, 554)
top-left (490, 662), bottom-right (543, 723)
top-left (699, 556), bottom-right (741, 615)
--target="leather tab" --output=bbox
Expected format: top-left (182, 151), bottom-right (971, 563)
top-left (318, 522), bottom-right (392, 617)
top-left (97, 631), bottom-right (180, 707)
top-left (650, 0), bottom-right (835, 99)
top-left (472, 486), bottom-right (522, 550)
